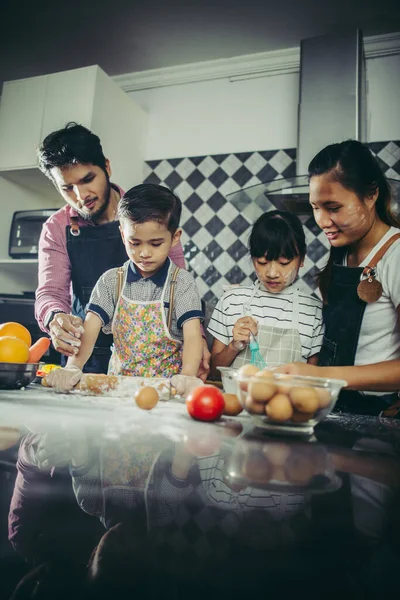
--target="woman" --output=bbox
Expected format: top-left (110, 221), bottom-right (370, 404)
top-left (277, 140), bottom-right (400, 416)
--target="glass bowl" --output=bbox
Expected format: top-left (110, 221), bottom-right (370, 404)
top-left (236, 371), bottom-right (347, 435)
top-left (0, 362), bottom-right (40, 390)
top-left (216, 366), bottom-right (238, 394)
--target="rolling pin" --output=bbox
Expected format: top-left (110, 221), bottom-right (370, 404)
top-left (42, 372), bottom-right (120, 394)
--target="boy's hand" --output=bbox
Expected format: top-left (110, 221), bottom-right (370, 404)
top-left (197, 339), bottom-right (211, 382)
top-left (171, 375), bottom-right (204, 397)
top-left (44, 365), bottom-right (82, 393)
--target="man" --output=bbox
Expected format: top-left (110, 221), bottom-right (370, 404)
top-left (36, 122), bottom-right (210, 377)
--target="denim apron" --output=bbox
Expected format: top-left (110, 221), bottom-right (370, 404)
top-left (318, 258), bottom-right (399, 416)
top-left (65, 219), bottom-right (127, 374)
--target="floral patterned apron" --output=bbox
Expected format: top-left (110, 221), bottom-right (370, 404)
top-left (108, 263), bottom-right (182, 377)
top-left (232, 281), bottom-right (303, 369)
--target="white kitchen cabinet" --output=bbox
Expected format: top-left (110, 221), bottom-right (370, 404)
top-left (0, 65), bottom-right (148, 191)
top-left (0, 76), bottom-right (47, 170)
top-left (0, 66), bottom-right (148, 295)
top-left (40, 67), bottom-right (98, 139)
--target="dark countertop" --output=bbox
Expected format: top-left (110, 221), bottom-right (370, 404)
top-left (0, 385), bottom-right (400, 599)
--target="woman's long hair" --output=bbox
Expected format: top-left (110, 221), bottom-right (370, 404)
top-left (308, 140), bottom-right (400, 302)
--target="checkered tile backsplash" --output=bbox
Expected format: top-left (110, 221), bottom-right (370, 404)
top-left (144, 141), bottom-right (400, 309)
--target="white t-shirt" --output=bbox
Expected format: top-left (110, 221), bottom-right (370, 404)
top-left (207, 282), bottom-right (324, 361)
top-left (344, 226), bottom-right (400, 366)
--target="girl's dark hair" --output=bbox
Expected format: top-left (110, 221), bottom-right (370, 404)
top-left (117, 184), bottom-right (182, 233)
top-left (37, 122), bottom-right (107, 180)
top-left (249, 210), bottom-right (306, 261)
top-left (308, 139), bottom-right (400, 302)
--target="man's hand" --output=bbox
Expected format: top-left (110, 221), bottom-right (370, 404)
top-left (44, 365), bottom-right (82, 393)
top-left (197, 339), bottom-right (211, 382)
top-left (49, 313), bottom-right (84, 357)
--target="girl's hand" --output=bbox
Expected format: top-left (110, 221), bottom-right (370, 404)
top-left (232, 316), bottom-right (258, 349)
top-left (275, 362), bottom-right (321, 377)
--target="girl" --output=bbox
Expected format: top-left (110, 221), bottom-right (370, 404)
top-left (208, 210), bottom-right (324, 374)
top-left (277, 140), bottom-right (400, 416)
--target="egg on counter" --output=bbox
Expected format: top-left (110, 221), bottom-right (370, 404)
top-left (135, 386), bottom-right (159, 410)
top-left (222, 393), bottom-right (243, 416)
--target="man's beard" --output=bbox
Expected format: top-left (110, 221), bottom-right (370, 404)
top-left (79, 176), bottom-right (112, 222)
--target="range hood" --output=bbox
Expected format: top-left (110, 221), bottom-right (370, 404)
top-left (228, 30), bottom-right (400, 215)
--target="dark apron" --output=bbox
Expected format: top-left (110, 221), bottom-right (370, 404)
top-left (65, 220), bottom-right (127, 374)
top-left (318, 261), bottom-right (398, 416)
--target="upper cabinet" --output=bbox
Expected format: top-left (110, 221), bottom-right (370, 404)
top-left (0, 76), bottom-right (47, 170)
top-left (0, 65), bottom-right (148, 192)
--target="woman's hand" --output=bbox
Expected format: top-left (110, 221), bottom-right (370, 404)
top-left (231, 316), bottom-right (258, 350)
top-left (275, 362), bottom-right (322, 377)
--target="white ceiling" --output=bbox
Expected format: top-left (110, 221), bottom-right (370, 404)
top-left (1, 0), bottom-right (400, 88)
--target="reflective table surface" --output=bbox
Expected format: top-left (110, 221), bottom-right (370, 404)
top-left (1, 384), bottom-right (400, 599)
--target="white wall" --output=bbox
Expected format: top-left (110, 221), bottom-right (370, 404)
top-left (129, 54), bottom-right (400, 160)
top-left (130, 73), bottom-right (299, 160)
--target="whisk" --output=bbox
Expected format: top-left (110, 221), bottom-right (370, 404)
top-left (243, 302), bottom-right (267, 369)
top-left (249, 331), bottom-right (268, 369)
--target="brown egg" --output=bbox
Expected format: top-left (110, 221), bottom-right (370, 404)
top-left (254, 369), bottom-right (274, 380)
top-left (265, 393), bottom-right (294, 422)
top-left (290, 387), bottom-right (319, 413)
top-left (222, 393), bottom-right (243, 416)
top-left (238, 364), bottom-right (259, 391)
top-left (135, 386), bottom-right (159, 410)
top-left (245, 395), bottom-right (265, 414)
top-left (248, 380), bottom-right (277, 402)
top-left (238, 364), bottom-right (260, 377)
top-left (317, 388), bottom-right (332, 408)
top-left (290, 410), bottom-right (315, 423)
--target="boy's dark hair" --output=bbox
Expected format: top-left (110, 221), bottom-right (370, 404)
top-left (37, 122), bottom-right (108, 181)
top-left (249, 210), bottom-right (306, 261)
top-left (117, 184), bottom-right (182, 233)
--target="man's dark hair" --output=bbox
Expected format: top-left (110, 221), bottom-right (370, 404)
top-left (117, 184), bottom-right (182, 234)
top-left (37, 122), bottom-right (107, 180)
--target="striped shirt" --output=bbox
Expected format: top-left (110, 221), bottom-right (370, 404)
top-left (87, 258), bottom-right (203, 341)
top-left (208, 283), bottom-right (324, 360)
top-left (35, 183), bottom-right (186, 332)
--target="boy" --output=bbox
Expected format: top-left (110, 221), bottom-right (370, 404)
top-left (46, 184), bottom-right (204, 396)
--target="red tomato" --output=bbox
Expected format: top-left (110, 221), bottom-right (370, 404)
top-left (186, 385), bottom-right (225, 422)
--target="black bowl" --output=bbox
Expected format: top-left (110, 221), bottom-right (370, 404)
top-left (0, 362), bottom-right (40, 390)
